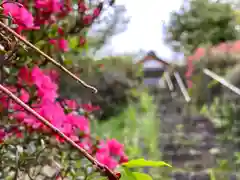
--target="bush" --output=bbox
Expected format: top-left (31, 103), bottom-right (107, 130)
top-left (200, 98), bottom-right (240, 173)
top-left (59, 56), bottom-right (143, 119)
top-left (0, 1), bottom-right (130, 179)
top-left (94, 92), bottom-right (165, 179)
top-left (0, 1), bottom-right (170, 179)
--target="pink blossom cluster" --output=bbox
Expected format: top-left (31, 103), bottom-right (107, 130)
top-left (0, 66), bottom-right (128, 170)
top-left (96, 139), bottom-right (129, 169)
top-left (1, 0), bottom-right (103, 51)
top-left (0, 0), bottom-right (128, 171)
top-left (185, 57), bottom-right (194, 88)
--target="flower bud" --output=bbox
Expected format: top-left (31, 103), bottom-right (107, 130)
top-left (82, 15), bottom-right (93, 25)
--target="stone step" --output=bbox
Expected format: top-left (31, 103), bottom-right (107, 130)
top-left (163, 149), bottom-right (217, 170)
top-left (162, 147), bottom-right (226, 162)
top-left (161, 142), bottom-right (220, 152)
top-left (159, 132), bottom-right (217, 142)
top-left (163, 149), bottom-right (203, 161)
top-left (160, 116), bottom-right (215, 133)
top-left (170, 171), bottom-right (239, 180)
top-left (160, 115), bottom-right (185, 123)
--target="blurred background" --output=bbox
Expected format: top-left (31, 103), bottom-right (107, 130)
top-left (62, 0), bottom-right (240, 179)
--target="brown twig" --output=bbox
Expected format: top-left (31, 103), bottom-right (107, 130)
top-left (0, 84), bottom-right (118, 180)
top-left (0, 21), bottom-right (97, 93)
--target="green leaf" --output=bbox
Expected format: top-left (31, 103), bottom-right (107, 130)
top-left (208, 169), bottom-right (216, 180)
top-left (122, 166), bottom-right (136, 180)
top-left (207, 80), bottom-right (219, 88)
top-left (69, 37), bottom-right (78, 49)
top-left (75, 160), bottom-right (81, 168)
top-left (121, 167), bottom-right (153, 180)
top-left (35, 40), bottom-right (46, 49)
top-left (132, 172), bottom-right (153, 180)
top-left (122, 158), bottom-right (171, 168)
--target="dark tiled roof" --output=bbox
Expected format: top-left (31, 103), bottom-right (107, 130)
top-left (138, 51), bottom-right (170, 65)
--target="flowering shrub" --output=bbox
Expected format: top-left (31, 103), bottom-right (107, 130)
top-left (0, 0), bottom-right (109, 59)
top-left (0, 0), bottom-right (131, 179)
top-left (0, 64), bottom-right (128, 178)
top-left (0, 1), bottom-right (171, 179)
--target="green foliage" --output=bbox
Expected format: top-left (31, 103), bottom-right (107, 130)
top-left (187, 71), bottom-right (214, 106)
top-left (122, 159), bottom-right (171, 168)
top-left (59, 56), bottom-right (143, 119)
top-left (88, 4), bottom-right (130, 56)
top-left (200, 97), bottom-right (240, 175)
top-left (225, 62), bottom-right (240, 87)
top-left (192, 52), bottom-right (240, 72)
top-left (94, 92), bottom-right (159, 158)
top-left (200, 98), bottom-right (240, 144)
top-left (94, 92), bottom-right (165, 179)
top-left (209, 169), bottom-right (216, 180)
top-left (118, 159), bottom-right (171, 180)
top-left (165, 0), bottom-right (238, 53)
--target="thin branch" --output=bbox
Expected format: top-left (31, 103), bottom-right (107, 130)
top-left (174, 72), bottom-right (191, 102)
top-left (203, 68), bottom-right (240, 96)
top-left (0, 21), bottom-right (97, 93)
top-left (163, 71), bottom-right (174, 91)
top-left (0, 84), bottom-right (119, 180)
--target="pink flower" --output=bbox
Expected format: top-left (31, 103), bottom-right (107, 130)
top-left (0, 86), bottom-right (17, 109)
top-left (35, 0), bottom-right (62, 13)
top-left (93, 8), bottom-right (101, 18)
top-left (106, 139), bottom-right (124, 156)
top-left (79, 36), bottom-right (86, 46)
top-left (31, 66), bottom-right (45, 84)
top-left (82, 15), bottom-right (93, 25)
top-left (39, 100), bottom-right (66, 128)
top-left (31, 66), bottom-right (58, 101)
top-left (8, 127), bottom-right (23, 138)
top-left (97, 140), bottom-right (109, 153)
top-left (0, 129), bottom-right (6, 144)
top-left (11, 89), bottom-right (30, 111)
top-left (78, 2), bottom-right (87, 12)
top-left (12, 111), bottom-right (27, 122)
top-left (78, 138), bottom-right (92, 152)
top-left (0, 95), bottom-right (9, 109)
top-left (66, 114), bottom-right (90, 135)
top-left (18, 66), bottom-right (33, 85)
top-left (58, 38), bottom-right (69, 52)
top-left (23, 117), bottom-right (42, 129)
top-left (59, 123), bottom-right (74, 136)
top-left (19, 89), bottom-right (30, 103)
top-left (57, 27), bottom-right (64, 36)
top-left (81, 103), bottom-right (100, 112)
top-left (57, 0), bottom-right (72, 18)
top-left (96, 152), bottom-right (119, 170)
top-left (49, 39), bottom-right (57, 45)
top-left (64, 99), bottom-right (78, 110)
top-left (119, 154), bottom-right (128, 164)
top-left (45, 69), bottom-right (59, 82)
top-left (3, 2), bottom-right (35, 33)
top-left (95, 139), bottom-right (128, 169)
top-left (49, 38), bottom-right (69, 52)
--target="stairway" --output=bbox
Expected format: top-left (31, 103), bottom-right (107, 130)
top-left (153, 87), bottom-right (240, 180)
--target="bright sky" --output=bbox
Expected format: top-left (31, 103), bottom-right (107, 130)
top-left (110, 0), bottom-right (183, 61)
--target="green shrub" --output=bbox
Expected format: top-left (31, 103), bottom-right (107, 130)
top-left (200, 98), bottom-right (240, 171)
top-left (58, 56), bottom-right (143, 119)
top-left (93, 92), bottom-right (165, 179)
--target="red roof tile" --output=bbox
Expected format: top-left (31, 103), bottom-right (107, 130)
top-left (188, 40), bottom-right (240, 62)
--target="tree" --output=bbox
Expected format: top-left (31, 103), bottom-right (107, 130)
top-left (165, 0), bottom-right (239, 54)
top-left (87, 4), bottom-right (130, 56)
